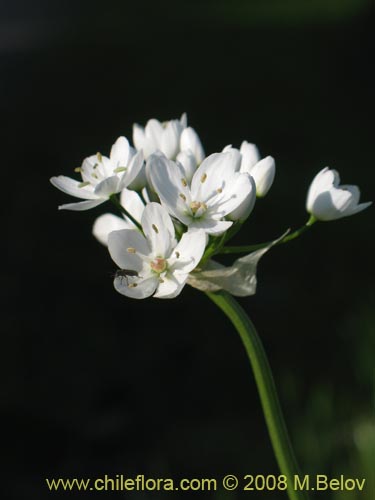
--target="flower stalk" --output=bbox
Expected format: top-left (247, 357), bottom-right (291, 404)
top-left (206, 290), bottom-right (310, 500)
top-left (109, 194), bottom-right (143, 232)
top-left (218, 216), bottom-right (316, 255)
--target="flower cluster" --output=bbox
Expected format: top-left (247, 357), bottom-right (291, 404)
top-left (51, 114), bottom-right (371, 299)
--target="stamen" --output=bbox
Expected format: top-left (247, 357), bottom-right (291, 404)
top-left (201, 173), bottom-right (207, 183)
top-left (217, 188), bottom-right (223, 193)
top-left (128, 283), bottom-right (138, 288)
top-left (159, 278), bottom-right (164, 283)
top-left (78, 181), bottom-right (90, 188)
top-left (93, 163), bottom-right (98, 169)
top-left (150, 258), bottom-right (167, 273)
top-left (127, 247), bottom-right (136, 253)
top-left (91, 173), bottom-right (98, 179)
top-left (179, 193), bottom-right (186, 201)
top-left (175, 251), bottom-right (180, 258)
top-left (181, 178), bottom-right (187, 187)
top-left (152, 224), bottom-right (159, 234)
top-left (190, 201), bottom-right (207, 215)
top-left (74, 167), bottom-right (82, 173)
top-left (97, 152), bottom-right (103, 162)
top-left (114, 166), bottom-right (127, 173)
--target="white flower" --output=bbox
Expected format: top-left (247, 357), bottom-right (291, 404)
top-left (133, 114), bottom-right (187, 160)
top-left (149, 151), bottom-right (255, 235)
top-left (93, 188), bottom-right (147, 245)
top-left (306, 167), bottom-right (372, 221)
top-left (108, 202), bottom-right (206, 299)
top-left (133, 114), bottom-right (205, 167)
top-left (179, 126), bottom-right (205, 165)
top-left (224, 141), bottom-right (276, 198)
top-left (50, 137), bottom-right (144, 210)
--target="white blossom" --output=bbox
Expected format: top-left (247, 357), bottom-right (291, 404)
top-left (306, 167), bottom-right (372, 221)
top-left (224, 141), bottom-right (275, 198)
top-left (50, 137), bottom-right (144, 211)
top-left (149, 151), bottom-right (255, 235)
top-left (108, 203), bottom-right (206, 299)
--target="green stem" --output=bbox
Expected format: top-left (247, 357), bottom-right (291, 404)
top-left (109, 194), bottom-right (142, 231)
top-left (206, 291), bottom-right (309, 500)
top-left (218, 216), bottom-right (316, 255)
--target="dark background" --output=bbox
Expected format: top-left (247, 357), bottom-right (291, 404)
top-left (1, 1), bottom-right (374, 499)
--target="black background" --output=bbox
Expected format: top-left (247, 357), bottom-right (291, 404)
top-left (1, 1), bottom-right (374, 499)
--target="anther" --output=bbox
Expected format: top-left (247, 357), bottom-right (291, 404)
top-left (74, 167), bottom-right (82, 173)
top-left (201, 173), bottom-right (207, 183)
top-left (128, 283), bottom-right (138, 288)
top-left (217, 188), bottom-right (223, 193)
top-left (78, 181), bottom-right (90, 188)
top-left (179, 193), bottom-right (186, 201)
top-left (152, 224), bottom-right (159, 233)
top-left (114, 166), bottom-right (127, 173)
top-left (175, 251), bottom-right (180, 258)
top-left (181, 178), bottom-right (187, 187)
top-left (127, 247), bottom-right (136, 253)
top-left (97, 152), bottom-right (103, 162)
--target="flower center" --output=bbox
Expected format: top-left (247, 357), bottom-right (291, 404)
top-left (190, 201), bottom-right (207, 216)
top-left (150, 258), bottom-right (167, 274)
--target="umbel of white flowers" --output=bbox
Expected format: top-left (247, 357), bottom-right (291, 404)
top-left (50, 114), bottom-right (372, 299)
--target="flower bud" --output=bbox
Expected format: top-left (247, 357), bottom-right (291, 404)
top-left (306, 167), bottom-right (372, 221)
top-left (227, 174), bottom-right (257, 221)
top-left (180, 127), bottom-right (205, 164)
top-left (250, 156), bottom-right (276, 197)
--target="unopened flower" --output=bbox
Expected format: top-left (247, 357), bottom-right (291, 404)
top-left (108, 203), bottom-right (206, 299)
top-left (50, 137), bottom-right (144, 210)
top-left (306, 167), bottom-right (372, 221)
top-left (224, 141), bottom-right (275, 198)
top-left (149, 151), bottom-right (255, 235)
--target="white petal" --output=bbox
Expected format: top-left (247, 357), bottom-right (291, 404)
top-left (209, 173), bottom-right (254, 217)
top-left (114, 275), bottom-right (158, 299)
top-left (251, 156), bottom-right (276, 197)
top-left (148, 153), bottom-right (192, 225)
top-left (306, 167), bottom-right (339, 212)
top-left (145, 119), bottom-right (163, 145)
top-left (168, 229), bottom-right (206, 273)
top-left (176, 150), bottom-right (197, 183)
top-left (153, 272), bottom-right (188, 299)
top-left (240, 141), bottom-right (260, 172)
top-left (58, 199), bottom-right (105, 211)
top-left (118, 151), bottom-right (144, 190)
top-left (180, 127), bottom-right (205, 164)
top-left (133, 124), bottom-right (155, 158)
top-left (92, 213), bottom-right (134, 246)
top-left (160, 121), bottom-right (180, 159)
top-left (94, 176), bottom-right (120, 197)
top-left (141, 202), bottom-right (175, 257)
top-left (180, 112), bottom-right (188, 128)
top-left (108, 229), bottom-right (150, 271)
top-left (227, 174), bottom-right (257, 221)
top-left (189, 218), bottom-right (233, 235)
top-left (110, 136), bottom-right (130, 166)
top-left (120, 188), bottom-right (145, 224)
top-left (191, 151), bottom-right (241, 202)
top-left (50, 176), bottom-right (98, 199)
